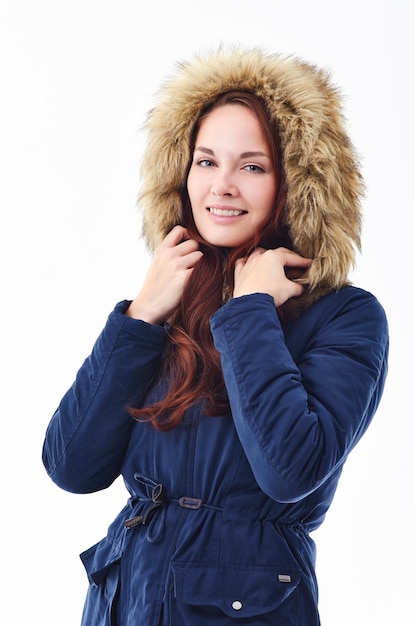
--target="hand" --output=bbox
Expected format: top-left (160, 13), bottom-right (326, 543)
top-left (126, 226), bottom-right (203, 324)
top-left (233, 247), bottom-right (312, 308)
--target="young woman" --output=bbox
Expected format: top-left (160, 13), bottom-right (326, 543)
top-left (42, 48), bottom-right (389, 625)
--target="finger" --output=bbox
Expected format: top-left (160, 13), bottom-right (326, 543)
top-left (291, 282), bottom-right (306, 297)
top-left (176, 237), bottom-right (201, 256)
top-left (162, 225), bottom-right (189, 247)
top-left (182, 249), bottom-right (204, 268)
top-left (284, 255), bottom-right (313, 268)
top-left (276, 249), bottom-right (313, 267)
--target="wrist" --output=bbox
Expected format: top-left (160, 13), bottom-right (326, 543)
top-left (125, 300), bottom-right (163, 325)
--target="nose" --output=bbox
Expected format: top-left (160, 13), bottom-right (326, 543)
top-left (211, 170), bottom-right (238, 197)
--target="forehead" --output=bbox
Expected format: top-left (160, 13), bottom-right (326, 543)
top-left (195, 104), bottom-right (268, 147)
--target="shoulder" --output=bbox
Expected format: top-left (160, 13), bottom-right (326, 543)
top-left (284, 286), bottom-right (389, 359)
top-left (307, 286), bottom-right (387, 325)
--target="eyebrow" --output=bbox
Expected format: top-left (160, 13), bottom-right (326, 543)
top-left (194, 146), bottom-right (271, 159)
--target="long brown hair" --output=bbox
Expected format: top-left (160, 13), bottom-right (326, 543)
top-left (129, 91), bottom-right (288, 431)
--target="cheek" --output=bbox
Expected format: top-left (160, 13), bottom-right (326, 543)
top-left (186, 175), bottom-right (193, 203)
top-left (186, 169), bottom-right (201, 203)
top-left (255, 185), bottom-right (277, 220)
top-left (186, 174), bottom-right (205, 228)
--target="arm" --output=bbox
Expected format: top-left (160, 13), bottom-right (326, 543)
top-left (42, 301), bottom-right (168, 493)
top-left (210, 290), bottom-right (388, 503)
top-left (43, 227), bottom-right (202, 494)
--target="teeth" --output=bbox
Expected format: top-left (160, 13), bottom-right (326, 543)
top-left (209, 207), bottom-right (244, 216)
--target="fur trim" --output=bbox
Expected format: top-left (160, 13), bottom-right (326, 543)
top-left (139, 47), bottom-right (363, 300)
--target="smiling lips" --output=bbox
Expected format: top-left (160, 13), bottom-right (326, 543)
top-left (208, 207), bottom-right (246, 217)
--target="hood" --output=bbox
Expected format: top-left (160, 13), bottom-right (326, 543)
top-left (138, 47), bottom-right (363, 300)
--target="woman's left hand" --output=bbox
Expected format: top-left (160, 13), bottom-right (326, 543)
top-left (233, 247), bottom-right (312, 308)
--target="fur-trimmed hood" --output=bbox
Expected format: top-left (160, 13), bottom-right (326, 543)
top-left (139, 47), bottom-right (363, 302)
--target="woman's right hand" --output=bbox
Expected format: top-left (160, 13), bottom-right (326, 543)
top-left (126, 225), bottom-right (203, 324)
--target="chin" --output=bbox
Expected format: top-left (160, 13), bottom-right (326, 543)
top-left (206, 237), bottom-right (248, 248)
top-left (199, 230), bottom-right (251, 249)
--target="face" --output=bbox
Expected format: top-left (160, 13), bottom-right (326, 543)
top-left (187, 104), bottom-right (278, 248)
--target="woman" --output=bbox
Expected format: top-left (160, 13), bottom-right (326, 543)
top-left (42, 47), bottom-right (389, 625)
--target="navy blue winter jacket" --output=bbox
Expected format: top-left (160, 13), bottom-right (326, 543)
top-left (42, 288), bottom-right (388, 625)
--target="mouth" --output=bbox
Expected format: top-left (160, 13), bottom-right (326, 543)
top-left (208, 207), bottom-right (247, 216)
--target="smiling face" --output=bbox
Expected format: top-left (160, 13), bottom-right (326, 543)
top-left (186, 104), bottom-right (278, 248)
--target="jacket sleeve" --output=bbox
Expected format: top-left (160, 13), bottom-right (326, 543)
top-left (42, 301), bottom-right (168, 494)
top-left (210, 290), bottom-right (388, 503)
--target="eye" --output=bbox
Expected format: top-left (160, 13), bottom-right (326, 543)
top-left (196, 158), bottom-right (216, 167)
top-left (243, 164), bottom-right (265, 173)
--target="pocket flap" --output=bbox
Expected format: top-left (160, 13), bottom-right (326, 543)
top-left (80, 537), bottom-right (123, 586)
top-left (172, 561), bottom-right (299, 619)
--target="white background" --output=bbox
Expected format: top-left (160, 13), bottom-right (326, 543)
top-left (1, 1), bottom-right (414, 624)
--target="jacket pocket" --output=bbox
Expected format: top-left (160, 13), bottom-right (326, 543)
top-left (80, 537), bottom-right (122, 626)
top-left (171, 561), bottom-right (300, 623)
top-left (81, 536), bottom-right (123, 585)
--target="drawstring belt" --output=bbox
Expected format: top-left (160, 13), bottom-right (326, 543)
top-left (124, 474), bottom-right (221, 543)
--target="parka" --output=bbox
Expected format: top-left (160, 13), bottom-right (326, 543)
top-left (42, 47), bottom-right (389, 625)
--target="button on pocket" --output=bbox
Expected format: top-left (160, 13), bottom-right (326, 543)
top-left (172, 561), bottom-right (300, 620)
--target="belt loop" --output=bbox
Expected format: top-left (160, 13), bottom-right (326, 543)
top-left (152, 483), bottom-right (167, 503)
top-left (124, 481), bottom-right (167, 531)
